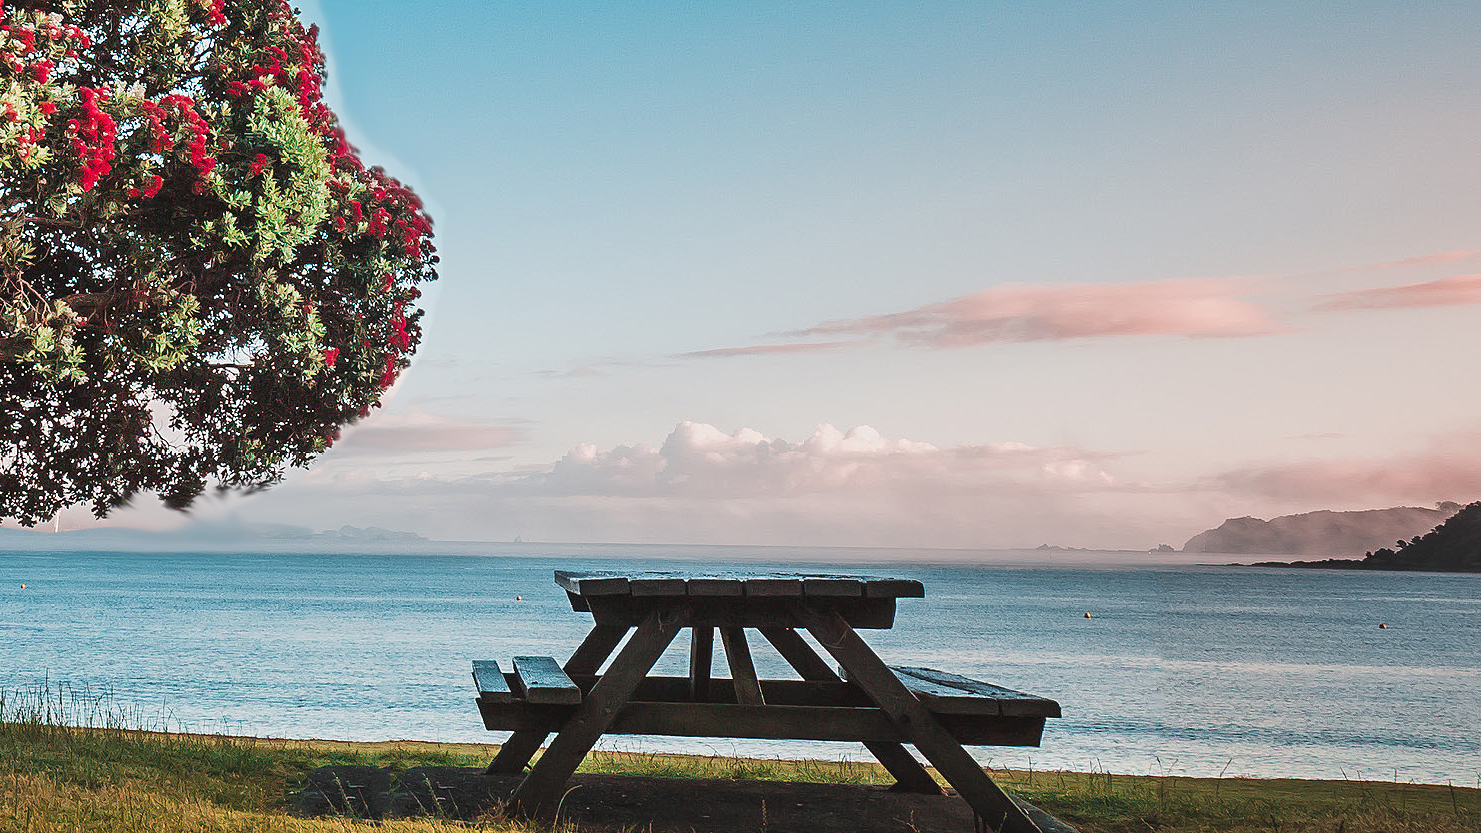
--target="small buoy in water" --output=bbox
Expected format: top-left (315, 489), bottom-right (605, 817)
top-left (1379, 623), bottom-right (1388, 629)
top-left (1083, 612), bottom-right (1092, 619)
top-left (516, 595), bottom-right (523, 601)
top-left (18, 584), bottom-right (24, 590)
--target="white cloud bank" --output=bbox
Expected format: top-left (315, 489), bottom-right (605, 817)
top-left (527, 421), bottom-right (1112, 498)
top-left (78, 419), bottom-right (1481, 550)
top-left (235, 421), bottom-right (1161, 548)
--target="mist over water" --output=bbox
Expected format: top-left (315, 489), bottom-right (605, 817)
top-left (2, 543), bottom-right (1477, 785)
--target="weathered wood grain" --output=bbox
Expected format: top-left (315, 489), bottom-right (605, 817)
top-left (583, 595), bottom-right (898, 629)
top-left (475, 699), bottom-right (1046, 746)
top-left (743, 576), bottom-right (804, 596)
top-left (686, 575), bottom-right (745, 596)
top-left (893, 667), bottom-right (1061, 718)
top-left (471, 660), bottom-right (512, 703)
top-left (689, 626), bottom-right (713, 701)
top-left (554, 570), bottom-right (630, 596)
top-left (862, 577), bottom-right (925, 598)
top-left (719, 627), bottom-right (765, 705)
top-left (801, 575), bottom-right (864, 596)
top-left (629, 575), bottom-right (687, 596)
top-left (512, 656), bottom-right (582, 706)
top-left (553, 570), bottom-right (924, 601)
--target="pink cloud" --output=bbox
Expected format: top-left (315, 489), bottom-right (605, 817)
top-left (1370, 250), bottom-right (1481, 270)
top-left (799, 278), bottom-right (1278, 348)
top-left (1313, 274), bottom-right (1481, 311)
top-left (675, 341), bottom-right (858, 360)
top-left (1210, 441), bottom-right (1481, 505)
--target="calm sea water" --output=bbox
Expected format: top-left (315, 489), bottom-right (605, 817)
top-left (1, 542), bottom-right (1477, 785)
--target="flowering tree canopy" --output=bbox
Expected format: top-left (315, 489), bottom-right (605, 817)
top-left (0, 0), bottom-right (437, 525)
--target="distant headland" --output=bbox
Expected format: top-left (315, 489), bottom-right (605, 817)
top-left (1250, 502), bottom-right (1481, 573)
top-left (1182, 503), bottom-right (1461, 556)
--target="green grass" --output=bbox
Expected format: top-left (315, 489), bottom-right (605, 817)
top-left (1, 684), bottom-right (1477, 832)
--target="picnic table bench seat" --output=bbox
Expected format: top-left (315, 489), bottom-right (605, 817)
top-left (472, 658), bottom-right (1058, 746)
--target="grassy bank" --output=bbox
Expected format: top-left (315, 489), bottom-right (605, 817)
top-left (2, 687), bottom-right (1477, 832)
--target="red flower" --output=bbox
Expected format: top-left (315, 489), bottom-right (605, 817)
top-left (249, 152), bottom-right (269, 177)
top-left (70, 87), bottom-right (117, 191)
top-left (324, 347), bottom-right (339, 367)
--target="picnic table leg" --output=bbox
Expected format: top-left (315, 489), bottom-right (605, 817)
top-left (759, 626), bottom-right (944, 796)
top-left (507, 609), bottom-right (685, 817)
top-left (795, 606), bottom-right (1043, 833)
top-left (486, 623), bottom-right (628, 775)
top-left (689, 626), bottom-right (713, 700)
top-left (719, 626), bottom-right (766, 705)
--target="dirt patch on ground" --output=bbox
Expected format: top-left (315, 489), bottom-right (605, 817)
top-left (297, 765), bottom-right (1079, 832)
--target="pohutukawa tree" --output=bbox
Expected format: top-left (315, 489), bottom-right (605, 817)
top-left (0, 0), bottom-right (437, 525)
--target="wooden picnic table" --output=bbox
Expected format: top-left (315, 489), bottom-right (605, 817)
top-left (473, 570), bottom-right (1059, 833)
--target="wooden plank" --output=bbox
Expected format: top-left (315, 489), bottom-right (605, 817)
top-left (862, 577), bottom-right (925, 598)
top-left (507, 608), bottom-right (685, 817)
top-left (512, 656), bottom-right (582, 706)
top-left (797, 605), bottom-right (1044, 833)
top-left (477, 699), bottom-right (1045, 746)
top-left (689, 626), bottom-right (713, 700)
top-left (719, 627), bottom-right (765, 705)
top-left (886, 671), bottom-right (1006, 715)
top-left (894, 667), bottom-right (1061, 718)
top-left (471, 660), bottom-right (513, 703)
top-left (610, 703), bottom-right (1015, 744)
top-left (553, 570), bottom-right (630, 596)
top-left (584, 593), bottom-right (897, 629)
top-left (566, 624), bottom-right (629, 674)
top-left (685, 575), bottom-right (745, 596)
top-left (629, 575), bottom-right (687, 596)
top-left (759, 627), bottom-right (838, 681)
top-left (743, 576), bottom-right (804, 596)
top-left (558, 570), bottom-right (924, 598)
top-left (801, 575), bottom-right (864, 597)
top-left (569, 674), bottom-right (858, 707)
top-left (555, 672), bottom-right (1048, 736)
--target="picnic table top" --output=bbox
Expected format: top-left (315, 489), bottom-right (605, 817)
top-left (553, 570), bottom-right (925, 600)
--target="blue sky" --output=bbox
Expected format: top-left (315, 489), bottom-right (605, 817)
top-left (84, 2), bottom-right (1481, 547)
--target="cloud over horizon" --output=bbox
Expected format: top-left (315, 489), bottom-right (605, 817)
top-left (162, 419), bottom-right (1481, 550)
top-left (517, 421), bottom-right (1116, 498)
top-left (1208, 432), bottom-right (1481, 506)
top-left (230, 421), bottom-right (1156, 548)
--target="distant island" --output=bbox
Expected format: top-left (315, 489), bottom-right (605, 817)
top-left (1252, 502), bottom-right (1481, 572)
top-left (1181, 503), bottom-right (1461, 555)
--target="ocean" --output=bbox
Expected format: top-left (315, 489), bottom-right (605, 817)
top-left (1, 542), bottom-right (1477, 785)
